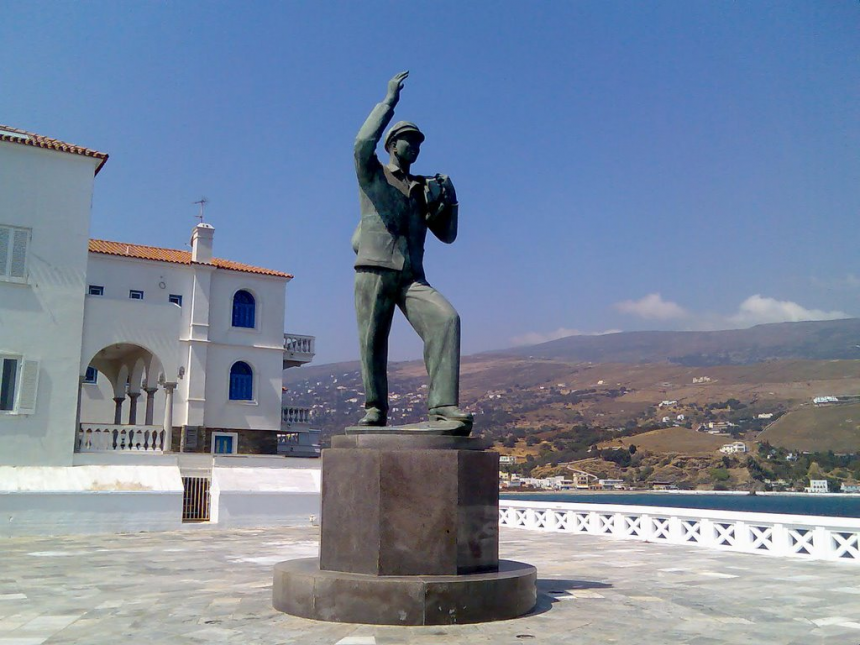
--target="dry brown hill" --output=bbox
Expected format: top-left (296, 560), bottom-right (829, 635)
top-left (600, 427), bottom-right (736, 456)
top-left (758, 402), bottom-right (860, 453)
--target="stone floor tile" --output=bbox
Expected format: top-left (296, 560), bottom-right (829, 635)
top-left (0, 526), bottom-right (856, 643)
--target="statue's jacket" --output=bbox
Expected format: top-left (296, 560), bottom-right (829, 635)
top-left (353, 101), bottom-right (457, 282)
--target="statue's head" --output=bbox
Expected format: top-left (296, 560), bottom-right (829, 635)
top-left (384, 121), bottom-right (424, 165)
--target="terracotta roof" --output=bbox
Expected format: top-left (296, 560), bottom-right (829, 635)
top-left (0, 124), bottom-right (109, 175)
top-left (88, 239), bottom-right (293, 279)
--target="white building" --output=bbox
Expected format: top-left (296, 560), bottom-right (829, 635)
top-left (78, 228), bottom-right (316, 457)
top-left (805, 479), bottom-right (829, 494)
top-left (0, 125), bottom-right (107, 466)
top-left (719, 442), bottom-right (747, 455)
top-left (598, 479), bottom-right (625, 490)
top-left (0, 124), bottom-right (320, 536)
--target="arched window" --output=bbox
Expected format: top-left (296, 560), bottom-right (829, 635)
top-left (229, 361), bottom-right (253, 400)
top-left (232, 290), bottom-right (256, 328)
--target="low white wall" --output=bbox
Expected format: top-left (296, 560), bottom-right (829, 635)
top-left (211, 463), bottom-right (320, 528)
top-left (0, 465), bottom-right (183, 537)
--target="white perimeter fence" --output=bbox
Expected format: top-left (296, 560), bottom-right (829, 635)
top-left (499, 500), bottom-right (860, 564)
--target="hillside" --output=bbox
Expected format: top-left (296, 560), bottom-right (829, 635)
top-left (759, 402), bottom-right (860, 453)
top-left (491, 318), bottom-right (860, 366)
top-left (599, 427), bottom-right (735, 456)
top-left (281, 319), bottom-right (860, 489)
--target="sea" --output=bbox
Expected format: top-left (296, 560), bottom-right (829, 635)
top-left (501, 491), bottom-right (860, 519)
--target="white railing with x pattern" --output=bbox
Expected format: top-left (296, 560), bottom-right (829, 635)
top-left (77, 424), bottom-right (167, 453)
top-left (499, 500), bottom-right (860, 564)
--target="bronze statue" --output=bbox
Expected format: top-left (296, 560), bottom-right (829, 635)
top-left (352, 71), bottom-right (472, 434)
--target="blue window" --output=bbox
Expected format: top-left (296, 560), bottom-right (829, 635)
top-left (129, 289), bottom-right (144, 300)
top-left (169, 294), bottom-right (182, 306)
top-left (84, 366), bottom-right (98, 384)
top-left (232, 290), bottom-right (255, 328)
top-left (229, 361), bottom-right (253, 400)
top-left (88, 285), bottom-right (104, 296)
top-left (213, 435), bottom-right (234, 454)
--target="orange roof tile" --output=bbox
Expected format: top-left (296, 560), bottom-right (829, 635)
top-left (88, 239), bottom-right (293, 279)
top-left (0, 124), bottom-right (109, 175)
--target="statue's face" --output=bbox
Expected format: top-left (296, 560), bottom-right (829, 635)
top-left (391, 134), bottom-right (422, 164)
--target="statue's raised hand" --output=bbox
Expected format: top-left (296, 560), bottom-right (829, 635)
top-left (385, 71), bottom-right (409, 105)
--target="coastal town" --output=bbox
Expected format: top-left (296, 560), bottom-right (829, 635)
top-left (285, 363), bottom-right (860, 494)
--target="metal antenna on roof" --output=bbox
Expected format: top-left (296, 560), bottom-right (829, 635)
top-left (193, 197), bottom-right (209, 223)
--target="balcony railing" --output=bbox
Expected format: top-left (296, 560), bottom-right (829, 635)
top-left (282, 406), bottom-right (312, 426)
top-left (499, 500), bottom-right (860, 564)
top-left (77, 424), bottom-right (167, 453)
top-left (277, 429), bottom-right (321, 458)
top-left (283, 333), bottom-right (315, 369)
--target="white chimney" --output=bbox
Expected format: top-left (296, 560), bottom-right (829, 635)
top-left (191, 223), bottom-right (214, 264)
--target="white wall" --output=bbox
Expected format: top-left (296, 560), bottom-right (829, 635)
top-left (0, 464), bottom-right (183, 537)
top-left (83, 254), bottom-right (195, 340)
top-left (202, 271), bottom-right (287, 432)
top-left (210, 456), bottom-right (320, 528)
top-left (79, 258), bottom-right (183, 425)
top-left (0, 142), bottom-right (100, 466)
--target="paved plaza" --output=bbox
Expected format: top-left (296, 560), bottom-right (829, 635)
top-left (1, 525), bottom-right (859, 644)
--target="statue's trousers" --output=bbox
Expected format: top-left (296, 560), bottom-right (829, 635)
top-left (355, 268), bottom-right (460, 414)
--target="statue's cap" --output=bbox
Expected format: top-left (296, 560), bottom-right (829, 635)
top-left (384, 121), bottom-right (425, 149)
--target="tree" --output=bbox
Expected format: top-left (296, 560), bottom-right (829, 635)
top-left (807, 461), bottom-right (824, 482)
top-left (709, 467), bottom-right (730, 482)
top-left (628, 444), bottom-right (637, 455)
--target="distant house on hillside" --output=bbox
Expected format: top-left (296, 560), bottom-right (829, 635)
top-left (720, 442), bottom-right (747, 455)
top-left (651, 481), bottom-right (677, 491)
top-left (565, 468), bottom-right (598, 489)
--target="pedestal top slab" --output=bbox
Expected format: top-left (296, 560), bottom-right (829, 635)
top-left (332, 434), bottom-right (490, 451)
top-left (344, 420), bottom-right (471, 436)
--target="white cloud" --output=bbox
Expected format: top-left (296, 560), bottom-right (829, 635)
top-left (613, 293), bottom-right (689, 321)
top-left (727, 294), bottom-right (849, 326)
top-left (615, 292), bottom-right (850, 328)
top-left (510, 328), bottom-right (621, 347)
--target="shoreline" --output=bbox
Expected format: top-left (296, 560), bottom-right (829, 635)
top-left (501, 489), bottom-right (855, 498)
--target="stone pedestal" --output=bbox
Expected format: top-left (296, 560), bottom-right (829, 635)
top-left (272, 434), bottom-right (536, 625)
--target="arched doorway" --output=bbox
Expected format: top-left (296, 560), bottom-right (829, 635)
top-left (78, 343), bottom-right (176, 453)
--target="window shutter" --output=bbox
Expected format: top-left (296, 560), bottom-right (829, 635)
top-left (0, 227), bottom-right (9, 277)
top-left (16, 360), bottom-right (39, 414)
top-left (9, 229), bottom-right (28, 279)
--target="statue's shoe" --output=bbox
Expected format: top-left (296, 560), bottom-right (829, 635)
top-left (428, 406), bottom-right (474, 429)
top-left (357, 408), bottom-right (387, 426)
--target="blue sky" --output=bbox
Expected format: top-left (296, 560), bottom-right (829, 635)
top-left (2, 1), bottom-right (858, 364)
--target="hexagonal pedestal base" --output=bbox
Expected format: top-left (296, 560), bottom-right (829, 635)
top-left (273, 557), bottom-right (537, 625)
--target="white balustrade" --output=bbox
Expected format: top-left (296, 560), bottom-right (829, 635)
top-left (499, 500), bottom-right (860, 564)
top-left (282, 406), bottom-right (311, 425)
top-left (77, 424), bottom-right (167, 453)
top-left (283, 333), bottom-right (315, 356)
